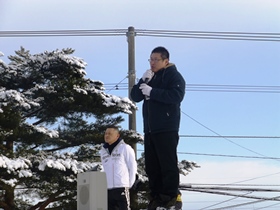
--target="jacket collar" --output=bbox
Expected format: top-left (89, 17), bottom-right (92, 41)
top-left (103, 138), bottom-right (122, 148)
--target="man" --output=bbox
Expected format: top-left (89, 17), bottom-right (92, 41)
top-left (130, 46), bottom-right (185, 209)
top-left (100, 125), bottom-right (137, 210)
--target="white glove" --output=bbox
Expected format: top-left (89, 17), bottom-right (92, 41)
top-left (140, 83), bottom-right (152, 97)
top-left (142, 69), bottom-right (154, 83)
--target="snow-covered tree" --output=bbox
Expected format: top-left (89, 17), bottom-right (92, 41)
top-left (0, 47), bottom-right (141, 210)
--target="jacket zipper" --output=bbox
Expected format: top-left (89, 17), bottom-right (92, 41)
top-left (109, 141), bottom-right (121, 188)
top-left (147, 75), bottom-right (156, 133)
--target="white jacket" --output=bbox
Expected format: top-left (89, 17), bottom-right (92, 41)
top-left (100, 140), bottom-right (137, 189)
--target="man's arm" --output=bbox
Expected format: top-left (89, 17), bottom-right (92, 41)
top-left (130, 80), bottom-right (145, 102)
top-left (125, 145), bottom-right (137, 188)
top-left (150, 73), bottom-right (185, 104)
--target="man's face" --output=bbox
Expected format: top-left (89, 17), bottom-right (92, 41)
top-left (104, 128), bottom-right (120, 145)
top-left (149, 52), bottom-right (169, 72)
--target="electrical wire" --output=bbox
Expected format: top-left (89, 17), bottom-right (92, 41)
top-left (182, 188), bottom-right (280, 201)
top-left (181, 111), bottom-right (275, 159)
top-left (181, 186), bottom-right (280, 193)
top-left (255, 202), bottom-right (280, 210)
top-left (0, 29), bottom-right (127, 37)
top-left (138, 149), bottom-right (280, 160)
top-left (185, 183), bottom-right (280, 187)
top-left (1, 29), bottom-right (280, 42)
top-left (103, 83), bottom-right (280, 93)
top-left (105, 76), bottom-right (128, 93)
top-left (209, 195), bottom-right (280, 210)
top-left (180, 135), bottom-right (280, 139)
top-left (135, 29), bottom-right (280, 42)
top-left (228, 172), bottom-right (280, 186)
top-left (180, 185), bottom-right (280, 210)
top-left (177, 152), bottom-right (280, 160)
top-left (199, 192), bottom-right (253, 210)
top-left (185, 172), bottom-right (280, 209)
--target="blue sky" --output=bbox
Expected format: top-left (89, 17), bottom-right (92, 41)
top-left (1, 0), bottom-right (280, 209)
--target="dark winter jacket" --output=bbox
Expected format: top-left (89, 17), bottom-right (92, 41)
top-left (130, 63), bottom-right (185, 134)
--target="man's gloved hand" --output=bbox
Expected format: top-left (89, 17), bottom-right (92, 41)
top-left (142, 69), bottom-right (154, 83)
top-left (140, 83), bottom-right (152, 96)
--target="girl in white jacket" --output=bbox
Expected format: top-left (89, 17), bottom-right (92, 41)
top-left (100, 126), bottom-right (137, 210)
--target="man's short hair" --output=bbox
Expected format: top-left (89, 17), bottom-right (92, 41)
top-left (151, 46), bottom-right (170, 60)
top-left (107, 125), bottom-right (120, 131)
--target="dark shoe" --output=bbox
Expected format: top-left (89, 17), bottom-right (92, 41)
top-left (147, 197), bottom-right (160, 210)
top-left (159, 194), bottom-right (182, 210)
top-left (174, 193), bottom-right (182, 210)
top-left (158, 194), bottom-right (177, 209)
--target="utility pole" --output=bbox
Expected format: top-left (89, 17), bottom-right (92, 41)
top-left (127, 26), bottom-right (137, 157)
top-left (127, 26), bottom-right (138, 210)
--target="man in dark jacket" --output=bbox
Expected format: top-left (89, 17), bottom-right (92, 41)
top-left (130, 46), bottom-right (185, 210)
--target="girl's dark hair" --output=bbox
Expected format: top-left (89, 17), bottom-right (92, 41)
top-left (151, 46), bottom-right (170, 60)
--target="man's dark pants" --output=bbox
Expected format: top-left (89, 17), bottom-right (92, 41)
top-left (108, 187), bottom-right (130, 210)
top-left (144, 131), bottom-right (179, 200)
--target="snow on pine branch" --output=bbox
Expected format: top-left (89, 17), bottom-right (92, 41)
top-left (0, 88), bottom-right (40, 113)
top-left (0, 155), bottom-right (33, 186)
top-left (0, 155), bottom-right (31, 173)
top-left (25, 123), bottom-right (59, 138)
top-left (100, 91), bottom-right (137, 114)
top-left (36, 152), bottom-right (98, 174)
top-left (0, 152), bottom-right (99, 187)
top-left (75, 83), bottom-right (137, 114)
top-left (24, 48), bottom-right (87, 76)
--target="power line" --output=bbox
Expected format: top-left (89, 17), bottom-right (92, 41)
top-left (0, 29), bottom-right (127, 37)
top-left (138, 149), bottom-right (280, 160)
top-left (181, 185), bottom-right (280, 193)
top-left (105, 76), bottom-right (128, 93)
top-left (1, 29), bottom-right (280, 42)
top-left (181, 187), bottom-right (280, 202)
top-left (135, 29), bottom-right (280, 42)
top-left (180, 186), bottom-right (280, 210)
top-left (186, 84), bottom-right (280, 93)
top-left (180, 172), bottom-right (280, 209)
top-left (103, 82), bottom-right (280, 93)
top-left (209, 195), bottom-right (280, 210)
top-left (200, 192), bottom-right (253, 210)
top-left (137, 34), bottom-right (280, 42)
top-left (136, 29), bottom-right (280, 36)
top-left (181, 112), bottom-right (275, 160)
top-left (255, 202), bottom-right (280, 210)
top-left (179, 135), bottom-right (280, 139)
top-left (185, 183), bottom-right (280, 187)
top-left (178, 152), bottom-right (280, 160)
top-left (228, 172), bottom-right (280, 186)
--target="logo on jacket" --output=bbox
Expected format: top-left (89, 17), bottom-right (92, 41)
top-left (112, 153), bottom-right (121, 157)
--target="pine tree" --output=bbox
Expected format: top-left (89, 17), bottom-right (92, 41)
top-left (0, 47), bottom-right (140, 209)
